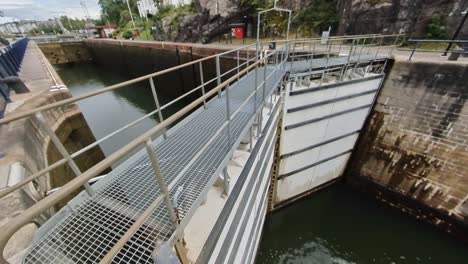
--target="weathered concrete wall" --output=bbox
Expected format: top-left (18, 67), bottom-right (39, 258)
top-left (349, 60), bottom-right (468, 233)
top-left (84, 39), bottom-right (238, 101)
top-left (0, 42), bottom-right (107, 258)
top-left (37, 41), bottom-right (92, 65)
top-left (338, 0), bottom-right (468, 38)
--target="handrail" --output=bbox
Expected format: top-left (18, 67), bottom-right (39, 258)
top-left (0, 34), bottom-right (402, 125)
top-left (406, 38), bottom-right (468, 60)
top-left (0, 34), bottom-right (398, 263)
top-left (99, 48), bottom-right (287, 264)
top-left (0, 34), bottom-right (401, 200)
top-left (408, 39), bottom-right (468, 43)
top-left (0, 44), bottom-right (275, 264)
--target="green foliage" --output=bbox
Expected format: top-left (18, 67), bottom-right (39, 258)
top-left (293, 0), bottom-right (338, 37)
top-left (59, 16), bottom-right (87, 31)
top-left (122, 30), bottom-right (134, 39)
top-left (426, 15), bottom-right (448, 39)
top-left (99, 0), bottom-right (139, 27)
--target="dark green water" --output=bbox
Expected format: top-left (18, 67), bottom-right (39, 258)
top-left (257, 182), bottom-right (468, 264)
top-left (55, 63), bottom-right (185, 160)
top-left (56, 63), bottom-right (468, 264)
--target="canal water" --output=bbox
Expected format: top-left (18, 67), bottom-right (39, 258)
top-left (256, 182), bottom-right (468, 264)
top-left (56, 63), bottom-right (468, 264)
top-left (55, 63), bottom-right (184, 160)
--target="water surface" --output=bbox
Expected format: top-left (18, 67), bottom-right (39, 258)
top-left (257, 182), bottom-right (468, 264)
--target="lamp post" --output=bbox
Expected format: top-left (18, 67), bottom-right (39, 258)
top-left (256, 1), bottom-right (292, 43)
top-left (443, 8), bottom-right (468, 56)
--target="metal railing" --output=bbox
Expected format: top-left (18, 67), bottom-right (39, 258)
top-left (0, 34), bottom-right (400, 263)
top-left (405, 39), bottom-right (468, 61)
top-left (0, 38), bottom-right (28, 79)
top-left (29, 35), bottom-right (84, 44)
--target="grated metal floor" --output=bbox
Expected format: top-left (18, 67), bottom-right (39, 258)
top-left (22, 54), bottom-right (386, 263)
top-left (23, 63), bottom-right (284, 264)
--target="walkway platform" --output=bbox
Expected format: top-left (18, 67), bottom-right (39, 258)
top-left (22, 52), bottom-right (384, 263)
top-left (23, 63), bottom-right (284, 263)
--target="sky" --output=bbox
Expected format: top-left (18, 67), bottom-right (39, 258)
top-left (0, 0), bottom-right (101, 23)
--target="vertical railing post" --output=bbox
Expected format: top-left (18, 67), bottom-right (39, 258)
top-left (35, 112), bottom-right (95, 196)
top-left (390, 34), bottom-right (400, 56)
top-left (367, 37), bottom-right (384, 74)
top-left (309, 42), bottom-right (316, 76)
top-left (290, 42), bottom-right (296, 68)
top-left (246, 48), bottom-right (250, 68)
top-left (216, 55), bottom-right (222, 98)
top-left (0, 50), bottom-right (16, 76)
top-left (320, 41), bottom-right (331, 86)
top-left (236, 50), bottom-right (240, 82)
top-left (145, 139), bottom-right (178, 226)
top-left (198, 62), bottom-right (207, 109)
top-left (225, 84), bottom-right (232, 149)
top-left (149, 77), bottom-right (167, 138)
top-left (353, 38), bottom-right (366, 71)
top-left (340, 39), bottom-right (354, 81)
top-left (409, 41), bottom-right (419, 61)
top-left (222, 167), bottom-right (230, 197)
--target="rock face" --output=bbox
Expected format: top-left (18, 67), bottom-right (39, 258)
top-left (337, 0), bottom-right (468, 38)
top-left (153, 0), bottom-right (249, 43)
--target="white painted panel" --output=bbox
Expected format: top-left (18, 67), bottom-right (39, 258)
top-left (281, 108), bottom-right (370, 154)
top-left (285, 77), bottom-right (381, 110)
top-left (284, 92), bottom-right (376, 127)
top-left (284, 103), bottom-right (334, 126)
top-left (324, 108), bottom-right (370, 137)
top-left (280, 147), bottom-right (320, 175)
top-left (285, 87), bottom-right (336, 109)
top-left (281, 121), bottom-right (328, 153)
top-left (276, 154), bottom-right (349, 203)
top-left (280, 134), bottom-right (358, 175)
top-left (276, 75), bottom-right (383, 204)
top-left (313, 154), bottom-right (350, 186)
top-left (276, 167), bottom-right (317, 202)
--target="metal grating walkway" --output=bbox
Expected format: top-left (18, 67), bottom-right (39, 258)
top-left (23, 63), bottom-right (285, 264)
top-left (22, 53), bottom-right (386, 263)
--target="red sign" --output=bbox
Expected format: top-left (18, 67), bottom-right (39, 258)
top-left (231, 27), bottom-right (244, 39)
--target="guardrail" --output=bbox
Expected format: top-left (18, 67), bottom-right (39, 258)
top-left (0, 38), bottom-right (28, 116)
top-left (0, 38), bottom-right (28, 78)
top-left (0, 34), bottom-right (401, 263)
top-left (29, 36), bottom-right (84, 44)
top-left (405, 39), bottom-right (468, 61)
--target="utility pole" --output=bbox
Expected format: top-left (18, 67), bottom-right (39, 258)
top-left (217, 0), bottom-right (220, 43)
top-left (126, 0), bottom-right (137, 29)
top-left (443, 8), bottom-right (468, 56)
top-left (80, 1), bottom-right (91, 21)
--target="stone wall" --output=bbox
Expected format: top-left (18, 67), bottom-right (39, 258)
top-left (348, 60), bottom-right (468, 233)
top-left (337, 0), bottom-right (468, 38)
top-left (37, 42), bottom-right (92, 64)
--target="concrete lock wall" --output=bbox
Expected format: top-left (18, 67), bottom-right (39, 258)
top-left (349, 60), bottom-right (468, 231)
top-left (84, 39), bottom-right (238, 99)
top-left (38, 42), bottom-right (93, 65)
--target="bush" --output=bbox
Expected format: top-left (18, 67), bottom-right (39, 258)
top-left (426, 15), bottom-right (448, 39)
top-left (122, 30), bottom-right (134, 39)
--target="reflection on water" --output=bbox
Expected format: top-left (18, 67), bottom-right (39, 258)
top-left (257, 182), bottom-right (468, 264)
top-left (55, 63), bottom-right (169, 161)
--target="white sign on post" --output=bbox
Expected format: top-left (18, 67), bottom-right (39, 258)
top-left (321, 30), bottom-right (330, 45)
